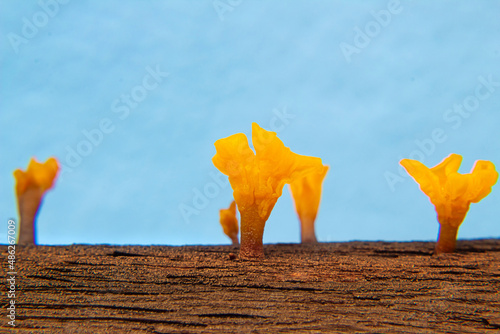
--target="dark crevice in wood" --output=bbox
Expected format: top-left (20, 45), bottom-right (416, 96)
top-left (371, 250), bottom-right (433, 256)
top-left (108, 251), bottom-right (146, 257)
top-left (26, 274), bottom-right (74, 283)
top-left (197, 313), bottom-right (267, 319)
top-left (16, 315), bottom-right (207, 327)
top-left (63, 260), bottom-right (118, 267)
top-left (19, 303), bottom-right (176, 313)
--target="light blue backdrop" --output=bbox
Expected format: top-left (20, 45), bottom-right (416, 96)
top-left (1, 0), bottom-right (499, 245)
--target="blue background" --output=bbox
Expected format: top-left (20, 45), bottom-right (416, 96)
top-left (1, 0), bottom-right (499, 245)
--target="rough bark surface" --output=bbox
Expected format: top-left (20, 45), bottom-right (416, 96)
top-left (1, 240), bottom-right (500, 333)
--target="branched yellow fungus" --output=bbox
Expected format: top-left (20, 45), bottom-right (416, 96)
top-left (213, 123), bottom-right (324, 259)
top-left (290, 165), bottom-right (329, 243)
top-left (400, 154), bottom-right (498, 254)
top-left (14, 157), bottom-right (59, 245)
top-left (220, 200), bottom-right (239, 245)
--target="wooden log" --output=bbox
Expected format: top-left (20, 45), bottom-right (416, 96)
top-left (2, 239), bottom-right (499, 333)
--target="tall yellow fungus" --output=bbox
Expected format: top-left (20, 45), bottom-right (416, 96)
top-left (213, 123), bottom-right (324, 259)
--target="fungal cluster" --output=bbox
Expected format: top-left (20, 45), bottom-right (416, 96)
top-left (214, 123), bottom-right (498, 259)
top-left (11, 123), bottom-right (498, 261)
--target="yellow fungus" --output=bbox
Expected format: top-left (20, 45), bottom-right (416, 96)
top-left (400, 154), bottom-right (497, 254)
top-left (13, 157), bottom-right (59, 245)
top-left (290, 165), bottom-right (329, 243)
top-left (220, 200), bottom-right (239, 245)
top-left (213, 123), bottom-right (324, 259)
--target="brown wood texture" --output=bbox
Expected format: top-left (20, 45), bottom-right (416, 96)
top-left (1, 240), bottom-right (500, 333)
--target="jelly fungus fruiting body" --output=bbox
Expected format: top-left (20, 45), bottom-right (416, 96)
top-left (400, 154), bottom-right (498, 254)
top-left (213, 123), bottom-right (324, 259)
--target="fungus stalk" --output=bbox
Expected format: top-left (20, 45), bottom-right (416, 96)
top-left (435, 224), bottom-right (459, 254)
top-left (17, 187), bottom-right (44, 245)
top-left (239, 204), bottom-right (266, 258)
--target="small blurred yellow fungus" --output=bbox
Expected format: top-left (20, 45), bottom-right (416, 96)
top-left (220, 200), bottom-right (239, 245)
top-left (13, 157), bottom-right (59, 245)
top-left (290, 164), bottom-right (329, 243)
